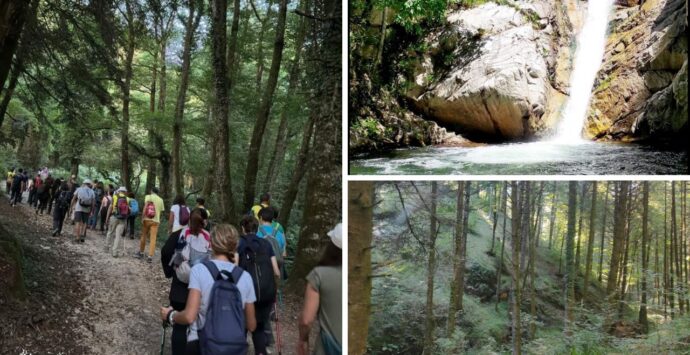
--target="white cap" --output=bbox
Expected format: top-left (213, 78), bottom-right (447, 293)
top-left (83, 179), bottom-right (93, 186)
top-left (116, 186), bottom-right (127, 193)
top-left (327, 223), bottom-right (342, 249)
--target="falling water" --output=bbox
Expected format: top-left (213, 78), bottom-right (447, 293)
top-left (553, 0), bottom-right (615, 143)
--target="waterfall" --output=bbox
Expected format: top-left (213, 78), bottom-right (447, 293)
top-left (553, 0), bottom-right (615, 143)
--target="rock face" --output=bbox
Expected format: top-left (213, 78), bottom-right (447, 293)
top-left (402, 2), bottom-right (583, 142)
top-left (588, 0), bottom-right (688, 141)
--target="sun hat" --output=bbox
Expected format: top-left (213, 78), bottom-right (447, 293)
top-left (327, 223), bottom-right (342, 249)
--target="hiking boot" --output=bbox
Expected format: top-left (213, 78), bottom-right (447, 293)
top-left (134, 251), bottom-right (143, 259)
top-left (147, 256), bottom-right (153, 263)
top-left (80, 238), bottom-right (85, 243)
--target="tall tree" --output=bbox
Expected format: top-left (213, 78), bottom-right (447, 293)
top-left (583, 181), bottom-right (598, 299)
top-left (171, 0), bottom-right (203, 196)
top-left (547, 182), bottom-right (558, 250)
top-left (607, 181), bottom-right (629, 323)
top-left (210, 0), bottom-right (237, 222)
top-left (448, 181), bottom-right (471, 335)
top-left (348, 182), bottom-right (374, 355)
top-left (242, 0), bottom-right (289, 210)
top-left (288, 0), bottom-right (341, 285)
top-left (639, 181), bottom-right (650, 333)
top-left (510, 181), bottom-right (522, 355)
top-left (598, 182), bottom-right (610, 283)
top-left (424, 182), bottom-right (438, 354)
top-left (263, 0), bottom-right (310, 195)
top-left (564, 182), bottom-right (577, 337)
top-left (0, 0), bottom-right (33, 95)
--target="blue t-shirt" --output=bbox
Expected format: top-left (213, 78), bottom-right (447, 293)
top-left (257, 225), bottom-right (286, 253)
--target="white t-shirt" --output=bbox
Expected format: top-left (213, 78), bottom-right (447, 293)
top-left (187, 260), bottom-right (256, 342)
top-left (170, 204), bottom-right (190, 232)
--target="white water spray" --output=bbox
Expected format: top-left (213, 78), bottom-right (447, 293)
top-left (553, 0), bottom-right (615, 143)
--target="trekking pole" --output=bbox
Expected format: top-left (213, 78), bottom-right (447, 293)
top-left (274, 301), bottom-right (282, 355)
top-left (160, 324), bottom-right (167, 355)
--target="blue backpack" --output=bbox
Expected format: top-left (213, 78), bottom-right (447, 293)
top-left (129, 199), bottom-right (139, 216)
top-left (199, 260), bottom-right (248, 355)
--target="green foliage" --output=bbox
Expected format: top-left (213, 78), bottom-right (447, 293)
top-left (378, 0), bottom-right (450, 35)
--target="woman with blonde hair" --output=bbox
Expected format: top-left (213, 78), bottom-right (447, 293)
top-left (161, 223), bottom-right (257, 355)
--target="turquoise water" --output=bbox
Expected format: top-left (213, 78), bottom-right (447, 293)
top-left (350, 141), bottom-right (688, 175)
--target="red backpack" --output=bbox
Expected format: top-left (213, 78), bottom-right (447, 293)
top-left (114, 194), bottom-right (130, 219)
top-left (178, 205), bottom-right (190, 226)
top-left (144, 201), bottom-right (156, 218)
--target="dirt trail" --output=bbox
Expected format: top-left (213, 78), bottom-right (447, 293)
top-left (0, 193), bottom-right (307, 355)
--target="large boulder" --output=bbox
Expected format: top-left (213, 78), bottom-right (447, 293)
top-left (403, 3), bottom-right (560, 141)
top-left (588, 0), bottom-right (688, 141)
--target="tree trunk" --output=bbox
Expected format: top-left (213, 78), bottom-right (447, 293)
top-left (277, 115), bottom-right (314, 229)
top-left (583, 181), bottom-right (597, 300)
top-left (607, 182), bottom-right (629, 323)
top-left (598, 182), bottom-right (610, 283)
top-left (617, 188), bottom-right (633, 319)
top-left (490, 182), bottom-right (504, 254)
top-left (564, 182), bottom-right (577, 337)
top-left (424, 182), bottom-right (438, 354)
top-left (254, 0), bottom-right (274, 93)
top-left (210, 0), bottom-right (237, 222)
top-left (496, 181), bottom-right (509, 312)
top-left (672, 181), bottom-right (681, 315)
top-left (121, 5), bottom-right (136, 192)
top-left (0, 0), bottom-right (31, 93)
top-left (510, 181), bottom-right (522, 355)
top-left (226, 0), bottom-right (241, 88)
top-left (664, 182), bottom-right (669, 318)
top-left (575, 184), bottom-right (585, 278)
top-left (202, 109), bottom-right (216, 198)
top-left (263, 0), bottom-right (309, 195)
top-left (529, 183), bottom-right (541, 338)
top-left (448, 181), bottom-right (465, 336)
top-left (172, 1), bottom-right (202, 196)
top-left (639, 181), bottom-right (650, 333)
top-left (146, 52), bottom-right (158, 194)
top-left (287, 0), bottom-right (341, 289)
top-left (548, 182), bottom-right (558, 250)
top-left (70, 157), bottom-right (80, 179)
top-left (242, 0), bottom-right (289, 211)
top-left (375, 7), bottom-right (387, 65)
top-left (347, 182), bottom-right (373, 355)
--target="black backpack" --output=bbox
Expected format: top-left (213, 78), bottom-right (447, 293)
top-left (57, 191), bottom-right (72, 210)
top-left (238, 235), bottom-right (276, 304)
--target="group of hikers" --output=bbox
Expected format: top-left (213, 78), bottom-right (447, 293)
top-left (4, 166), bottom-right (342, 355)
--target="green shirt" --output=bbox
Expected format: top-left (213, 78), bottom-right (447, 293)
top-left (144, 193), bottom-right (165, 223)
top-left (306, 266), bottom-right (342, 354)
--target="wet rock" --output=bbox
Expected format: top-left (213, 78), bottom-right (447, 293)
top-left (643, 70), bottom-right (674, 92)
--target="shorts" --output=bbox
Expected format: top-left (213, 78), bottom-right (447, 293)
top-left (74, 211), bottom-right (89, 223)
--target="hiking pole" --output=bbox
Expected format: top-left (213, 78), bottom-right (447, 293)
top-left (160, 320), bottom-right (168, 355)
top-left (274, 301), bottom-right (282, 355)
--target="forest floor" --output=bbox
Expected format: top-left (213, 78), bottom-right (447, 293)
top-left (0, 193), bottom-right (306, 355)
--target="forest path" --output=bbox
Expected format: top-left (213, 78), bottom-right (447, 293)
top-left (0, 193), bottom-right (305, 355)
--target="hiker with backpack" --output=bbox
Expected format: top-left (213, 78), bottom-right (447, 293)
top-left (237, 215), bottom-right (281, 355)
top-left (9, 168), bottom-right (25, 206)
top-left (28, 173), bottom-right (41, 208)
top-left (297, 223), bottom-right (342, 355)
top-left (257, 208), bottom-right (287, 269)
top-left (250, 193), bottom-right (272, 220)
top-left (70, 179), bottom-right (95, 243)
top-left (160, 223), bottom-right (257, 355)
top-left (195, 197), bottom-right (212, 232)
top-left (161, 208), bottom-right (211, 354)
top-left (169, 195), bottom-right (191, 234)
top-left (99, 189), bottom-right (113, 234)
top-left (88, 181), bottom-right (104, 230)
top-left (35, 174), bottom-right (53, 215)
top-left (105, 187), bottom-right (130, 257)
top-left (47, 177), bottom-right (62, 215)
top-left (137, 187), bottom-right (165, 262)
top-left (124, 191), bottom-right (139, 239)
top-left (52, 182), bottom-right (73, 237)
top-left (5, 167), bottom-right (14, 194)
